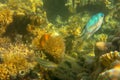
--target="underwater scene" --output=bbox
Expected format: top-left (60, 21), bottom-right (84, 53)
top-left (0, 0), bottom-right (120, 80)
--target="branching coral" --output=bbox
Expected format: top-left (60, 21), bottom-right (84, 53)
top-left (65, 0), bottom-right (106, 13)
top-left (29, 24), bottom-right (65, 64)
top-left (44, 34), bottom-right (65, 63)
top-left (29, 14), bottom-right (47, 26)
top-left (94, 33), bottom-right (108, 42)
top-left (7, 0), bottom-right (43, 13)
top-left (0, 0), bottom-right (47, 42)
top-left (33, 32), bottom-right (65, 63)
top-left (0, 41), bottom-right (36, 79)
top-left (0, 37), bottom-right (11, 44)
top-left (0, 8), bottom-right (13, 35)
top-left (3, 10), bottom-right (48, 41)
top-left (58, 13), bottom-right (86, 38)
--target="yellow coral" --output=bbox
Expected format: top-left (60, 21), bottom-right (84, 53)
top-left (33, 32), bottom-right (65, 63)
top-left (30, 27), bottom-right (47, 49)
top-left (0, 9), bottom-right (13, 35)
top-left (94, 33), bottom-right (108, 42)
top-left (99, 51), bottom-right (119, 67)
top-left (44, 34), bottom-right (65, 63)
top-left (29, 14), bottom-right (47, 26)
top-left (0, 64), bottom-right (10, 80)
top-left (0, 37), bottom-right (11, 44)
top-left (8, 0), bottom-right (44, 13)
top-left (0, 42), bottom-right (36, 79)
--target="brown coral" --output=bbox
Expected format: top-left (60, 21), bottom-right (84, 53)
top-left (97, 68), bottom-right (120, 80)
top-left (29, 14), bottom-right (47, 26)
top-left (99, 51), bottom-right (120, 67)
top-left (97, 60), bottom-right (120, 80)
top-left (44, 35), bottom-right (65, 63)
top-left (0, 42), bottom-right (36, 80)
top-left (0, 8), bottom-right (13, 35)
top-left (36, 33), bottom-right (65, 63)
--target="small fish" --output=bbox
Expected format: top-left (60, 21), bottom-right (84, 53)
top-left (81, 12), bottom-right (104, 39)
top-left (36, 55), bottom-right (76, 69)
top-left (36, 58), bottom-right (58, 69)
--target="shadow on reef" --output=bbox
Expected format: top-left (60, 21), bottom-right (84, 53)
top-left (4, 14), bottom-right (30, 36)
top-left (2, 12), bottom-right (47, 42)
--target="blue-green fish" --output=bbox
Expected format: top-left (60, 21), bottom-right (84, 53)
top-left (81, 12), bottom-right (104, 39)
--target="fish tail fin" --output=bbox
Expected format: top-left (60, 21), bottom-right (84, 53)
top-left (80, 26), bottom-right (88, 40)
top-left (80, 31), bottom-right (92, 40)
top-left (36, 58), bottom-right (58, 69)
top-left (80, 28), bottom-right (85, 37)
top-left (80, 32), bottom-right (87, 40)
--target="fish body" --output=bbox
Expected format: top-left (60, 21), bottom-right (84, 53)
top-left (36, 58), bottom-right (58, 69)
top-left (81, 12), bottom-right (104, 39)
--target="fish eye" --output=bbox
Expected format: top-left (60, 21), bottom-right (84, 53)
top-left (98, 13), bottom-right (104, 17)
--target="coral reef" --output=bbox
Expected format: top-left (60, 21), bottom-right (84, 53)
top-left (7, 0), bottom-right (43, 13)
top-left (90, 51), bottom-right (120, 80)
top-left (50, 55), bottom-right (82, 80)
top-left (94, 33), bottom-right (108, 42)
top-left (43, 34), bottom-right (65, 63)
top-left (65, 0), bottom-right (113, 14)
top-left (33, 32), bottom-right (65, 63)
top-left (0, 0), bottom-right (47, 42)
top-left (0, 37), bottom-right (50, 80)
top-left (5, 12), bottom-right (47, 38)
top-left (99, 51), bottom-right (120, 67)
top-left (112, 37), bottom-right (120, 51)
top-left (94, 42), bottom-right (110, 58)
top-left (0, 41), bottom-right (36, 79)
top-left (97, 60), bottom-right (120, 80)
top-left (0, 8), bottom-right (13, 35)
top-left (0, 0), bottom-right (119, 80)
top-left (97, 68), bottom-right (120, 80)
